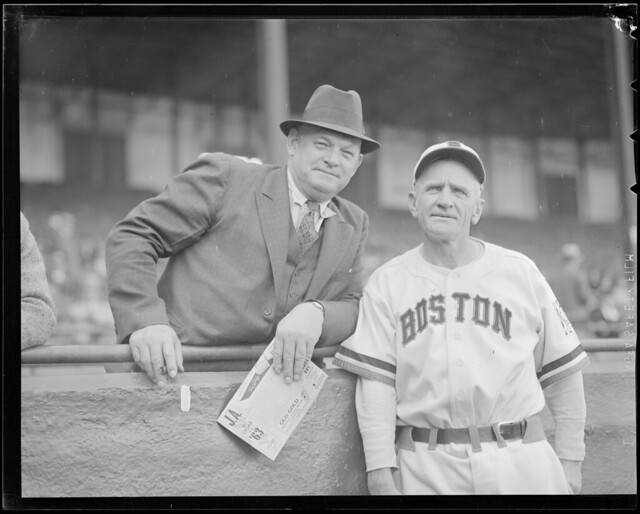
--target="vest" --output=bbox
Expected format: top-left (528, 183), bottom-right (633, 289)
top-left (273, 217), bottom-right (324, 326)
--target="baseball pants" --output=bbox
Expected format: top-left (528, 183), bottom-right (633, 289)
top-left (394, 439), bottom-right (573, 495)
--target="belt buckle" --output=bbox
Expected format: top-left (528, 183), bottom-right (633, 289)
top-left (497, 419), bottom-right (521, 438)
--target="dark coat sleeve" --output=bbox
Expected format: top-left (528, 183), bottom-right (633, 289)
top-left (105, 154), bottom-right (234, 343)
top-left (316, 207), bottom-right (368, 346)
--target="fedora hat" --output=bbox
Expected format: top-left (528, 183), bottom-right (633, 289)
top-left (280, 85), bottom-right (381, 154)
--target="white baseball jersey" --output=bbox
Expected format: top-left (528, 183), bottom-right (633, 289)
top-left (333, 239), bottom-right (589, 494)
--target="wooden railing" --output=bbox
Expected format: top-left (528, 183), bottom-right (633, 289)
top-left (20, 338), bottom-right (635, 365)
top-left (20, 342), bottom-right (341, 364)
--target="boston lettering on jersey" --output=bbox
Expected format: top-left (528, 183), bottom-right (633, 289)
top-left (400, 292), bottom-right (512, 345)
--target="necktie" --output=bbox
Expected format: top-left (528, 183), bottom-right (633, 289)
top-left (297, 202), bottom-right (321, 254)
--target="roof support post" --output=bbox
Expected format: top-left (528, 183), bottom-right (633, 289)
top-left (257, 19), bottom-right (290, 165)
top-left (604, 20), bottom-right (636, 255)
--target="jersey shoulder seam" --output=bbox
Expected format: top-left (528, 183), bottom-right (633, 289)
top-left (485, 241), bottom-right (539, 270)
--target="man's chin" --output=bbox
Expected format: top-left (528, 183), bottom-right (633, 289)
top-left (306, 190), bottom-right (334, 203)
top-left (309, 181), bottom-right (342, 201)
top-left (424, 227), bottom-right (457, 242)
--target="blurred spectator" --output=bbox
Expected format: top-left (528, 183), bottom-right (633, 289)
top-left (548, 243), bottom-right (598, 325)
top-left (36, 211), bottom-right (115, 345)
top-left (47, 211), bottom-right (81, 296)
top-left (587, 273), bottom-right (629, 338)
top-left (600, 275), bottom-right (628, 321)
top-left (586, 266), bottom-right (604, 294)
top-left (21, 211), bottom-right (57, 350)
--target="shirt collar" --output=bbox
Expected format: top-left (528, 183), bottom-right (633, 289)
top-left (286, 168), bottom-right (336, 218)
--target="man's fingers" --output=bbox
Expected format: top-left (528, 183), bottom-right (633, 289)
top-left (162, 341), bottom-right (178, 378)
top-left (131, 345), bottom-right (141, 363)
top-left (129, 325), bottom-right (182, 386)
top-left (281, 340), bottom-right (296, 384)
top-left (173, 332), bottom-right (184, 373)
top-left (292, 341), bottom-right (308, 381)
top-left (150, 350), bottom-right (167, 386)
top-left (306, 339), bottom-right (316, 358)
top-left (136, 343), bottom-right (156, 384)
top-left (272, 339), bottom-right (284, 374)
top-left (175, 344), bottom-right (184, 373)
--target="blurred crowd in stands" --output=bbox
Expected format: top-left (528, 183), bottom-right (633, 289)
top-left (548, 243), bottom-right (632, 339)
top-left (34, 211), bottom-right (115, 345)
top-left (23, 209), bottom-right (635, 347)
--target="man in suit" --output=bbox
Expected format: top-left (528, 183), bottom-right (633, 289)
top-left (105, 85), bottom-right (380, 386)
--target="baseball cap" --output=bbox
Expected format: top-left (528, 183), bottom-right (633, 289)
top-left (413, 140), bottom-right (486, 184)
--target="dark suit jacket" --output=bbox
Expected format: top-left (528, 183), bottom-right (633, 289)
top-left (105, 152), bottom-right (369, 347)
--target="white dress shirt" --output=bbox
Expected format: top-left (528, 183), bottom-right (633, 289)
top-left (287, 168), bottom-right (336, 232)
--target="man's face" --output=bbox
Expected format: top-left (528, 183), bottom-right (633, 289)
top-left (287, 125), bottom-right (363, 203)
top-left (409, 159), bottom-right (484, 244)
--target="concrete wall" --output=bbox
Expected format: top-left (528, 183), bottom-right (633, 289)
top-left (21, 369), bottom-right (367, 497)
top-left (21, 367), bottom-right (635, 497)
top-left (575, 372), bottom-right (637, 495)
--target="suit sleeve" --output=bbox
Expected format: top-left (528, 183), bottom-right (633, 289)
top-left (105, 154), bottom-right (231, 344)
top-left (317, 210), bottom-right (369, 346)
top-left (21, 212), bottom-right (57, 350)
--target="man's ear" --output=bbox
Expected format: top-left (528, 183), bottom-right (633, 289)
top-left (355, 152), bottom-right (363, 170)
top-left (408, 189), bottom-right (419, 219)
top-left (471, 198), bottom-right (485, 225)
top-left (286, 128), bottom-right (300, 156)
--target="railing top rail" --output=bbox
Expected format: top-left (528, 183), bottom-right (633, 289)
top-left (20, 342), bottom-right (341, 365)
top-left (19, 338), bottom-right (637, 365)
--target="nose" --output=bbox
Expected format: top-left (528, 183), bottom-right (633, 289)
top-left (437, 187), bottom-right (454, 208)
top-left (323, 146), bottom-right (340, 167)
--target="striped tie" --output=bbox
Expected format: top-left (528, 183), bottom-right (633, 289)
top-left (297, 202), bottom-right (321, 254)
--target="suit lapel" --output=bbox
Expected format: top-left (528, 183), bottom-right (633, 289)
top-left (256, 168), bottom-right (290, 301)
top-left (307, 204), bottom-right (354, 299)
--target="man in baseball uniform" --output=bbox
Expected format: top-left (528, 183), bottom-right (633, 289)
top-left (333, 140), bottom-right (589, 495)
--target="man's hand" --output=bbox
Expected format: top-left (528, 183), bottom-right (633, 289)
top-left (367, 468), bottom-right (401, 495)
top-left (560, 459), bottom-right (582, 494)
top-left (129, 324), bottom-right (184, 386)
top-left (272, 302), bottom-right (324, 384)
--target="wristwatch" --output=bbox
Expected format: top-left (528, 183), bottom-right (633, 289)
top-left (306, 300), bottom-right (325, 320)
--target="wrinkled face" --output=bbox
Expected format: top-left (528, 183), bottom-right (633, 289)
top-left (287, 125), bottom-right (363, 202)
top-left (409, 159), bottom-right (484, 244)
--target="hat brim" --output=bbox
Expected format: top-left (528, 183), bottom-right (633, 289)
top-left (414, 148), bottom-right (486, 184)
top-left (280, 119), bottom-right (380, 154)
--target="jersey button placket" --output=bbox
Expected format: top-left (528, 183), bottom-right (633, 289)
top-left (448, 271), bottom-right (468, 427)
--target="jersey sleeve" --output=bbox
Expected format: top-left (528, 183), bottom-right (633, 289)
top-left (333, 270), bottom-right (397, 386)
top-left (356, 378), bottom-right (399, 471)
top-left (543, 371), bottom-right (587, 460)
top-left (532, 266), bottom-right (590, 389)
